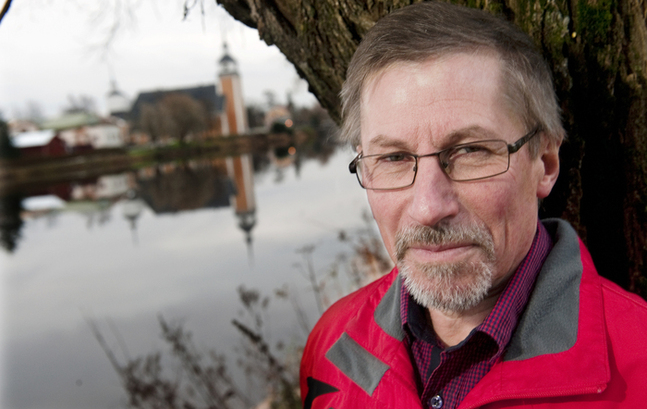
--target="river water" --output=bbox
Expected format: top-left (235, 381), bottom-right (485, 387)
top-left (0, 145), bottom-right (385, 409)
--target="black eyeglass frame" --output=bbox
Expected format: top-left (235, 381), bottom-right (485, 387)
top-left (348, 127), bottom-right (541, 190)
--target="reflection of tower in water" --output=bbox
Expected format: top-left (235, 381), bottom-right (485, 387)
top-left (122, 189), bottom-right (145, 245)
top-left (227, 155), bottom-right (256, 254)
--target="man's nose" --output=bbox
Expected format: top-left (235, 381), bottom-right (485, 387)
top-left (407, 157), bottom-right (460, 227)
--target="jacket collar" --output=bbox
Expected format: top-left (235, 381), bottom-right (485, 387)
top-left (460, 219), bottom-right (610, 407)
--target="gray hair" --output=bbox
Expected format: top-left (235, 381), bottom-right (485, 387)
top-left (340, 1), bottom-right (565, 156)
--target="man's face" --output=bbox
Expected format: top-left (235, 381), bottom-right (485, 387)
top-left (359, 53), bottom-right (559, 312)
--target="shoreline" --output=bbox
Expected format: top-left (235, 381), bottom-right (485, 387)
top-left (0, 132), bottom-right (303, 196)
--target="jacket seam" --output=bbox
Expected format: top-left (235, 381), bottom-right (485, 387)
top-left (601, 281), bottom-right (647, 309)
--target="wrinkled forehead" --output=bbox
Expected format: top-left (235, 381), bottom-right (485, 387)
top-left (361, 48), bottom-right (503, 99)
top-left (358, 52), bottom-right (518, 149)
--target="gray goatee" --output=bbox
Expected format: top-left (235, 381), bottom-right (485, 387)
top-left (395, 222), bottom-right (496, 313)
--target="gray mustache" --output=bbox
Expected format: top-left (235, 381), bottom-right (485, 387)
top-left (395, 224), bottom-right (495, 261)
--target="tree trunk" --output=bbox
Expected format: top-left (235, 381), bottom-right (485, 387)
top-left (217, 0), bottom-right (647, 297)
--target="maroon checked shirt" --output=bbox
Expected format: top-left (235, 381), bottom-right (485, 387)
top-left (400, 222), bottom-right (553, 409)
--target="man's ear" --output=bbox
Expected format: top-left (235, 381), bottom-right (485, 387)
top-left (356, 145), bottom-right (362, 154)
top-left (537, 136), bottom-right (561, 199)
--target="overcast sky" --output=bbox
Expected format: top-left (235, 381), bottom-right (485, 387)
top-left (0, 0), bottom-right (318, 120)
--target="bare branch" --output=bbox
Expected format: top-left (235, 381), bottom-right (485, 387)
top-left (0, 0), bottom-right (12, 25)
top-left (83, 0), bottom-right (140, 61)
top-left (85, 317), bottom-right (126, 378)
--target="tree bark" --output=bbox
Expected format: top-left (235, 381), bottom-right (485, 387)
top-left (217, 0), bottom-right (647, 297)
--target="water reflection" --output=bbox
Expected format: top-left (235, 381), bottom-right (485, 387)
top-left (0, 141), bottom-right (319, 254)
top-left (226, 155), bottom-right (257, 248)
top-left (0, 194), bottom-right (23, 252)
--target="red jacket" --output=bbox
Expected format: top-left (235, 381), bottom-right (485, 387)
top-left (300, 219), bottom-right (647, 408)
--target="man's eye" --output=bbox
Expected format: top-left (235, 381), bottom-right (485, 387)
top-left (455, 145), bottom-right (489, 154)
top-left (450, 144), bottom-right (495, 158)
top-left (377, 153), bottom-right (412, 162)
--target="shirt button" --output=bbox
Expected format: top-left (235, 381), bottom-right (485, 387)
top-left (430, 394), bottom-right (443, 409)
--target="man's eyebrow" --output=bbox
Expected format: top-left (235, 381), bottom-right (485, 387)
top-left (445, 126), bottom-right (499, 144)
top-left (364, 134), bottom-right (412, 151)
top-left (364, 126), bottom-right (500, 152)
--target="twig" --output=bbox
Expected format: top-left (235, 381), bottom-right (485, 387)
top-left (231, 318), bottom-right (287, 380)
top-left (85, 317), bottom-right (125, 377)
top-left (0, 0), bottom-right (12, 25)
top-left (297, 246), bottom-right (325, 315)
top-left (289, 291), bottom-right (311, 337)
top-left (159, 316), bottom-right (226, 409)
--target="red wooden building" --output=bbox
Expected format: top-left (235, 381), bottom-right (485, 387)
top-left (11, 130), bottom-right (68, 158)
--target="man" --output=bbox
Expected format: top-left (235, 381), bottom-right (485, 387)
top-left (299, 2), bottom-right (647, 408)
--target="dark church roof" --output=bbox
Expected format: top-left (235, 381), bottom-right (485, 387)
top-left (108, 89), bottom-right (126, 97)
top-left (129, 85), bottom-right (225, 121)
top-left (219, 53), bottom-right (235, 65)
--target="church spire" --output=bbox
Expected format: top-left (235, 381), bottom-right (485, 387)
top-left (218, 42), bottom-right (238, 76)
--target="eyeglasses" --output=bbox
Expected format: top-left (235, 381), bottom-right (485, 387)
top-left (349, 127), bottom-right (540, 190)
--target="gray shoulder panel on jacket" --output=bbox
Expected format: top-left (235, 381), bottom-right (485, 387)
top-left (374, 273), bottom-right (406, 341)
top-left (325, 332), bottom-right (389, 396)
top-left (504, 218), bottom-right (581, 361)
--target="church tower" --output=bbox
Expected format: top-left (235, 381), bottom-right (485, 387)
top-left (218, 43), bottom-right (248, 136)
top-left (106, 79), bottom-right (131, 119)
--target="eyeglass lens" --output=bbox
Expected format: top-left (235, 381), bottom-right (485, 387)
top-left (356, 139), bottom-right (511, 190)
